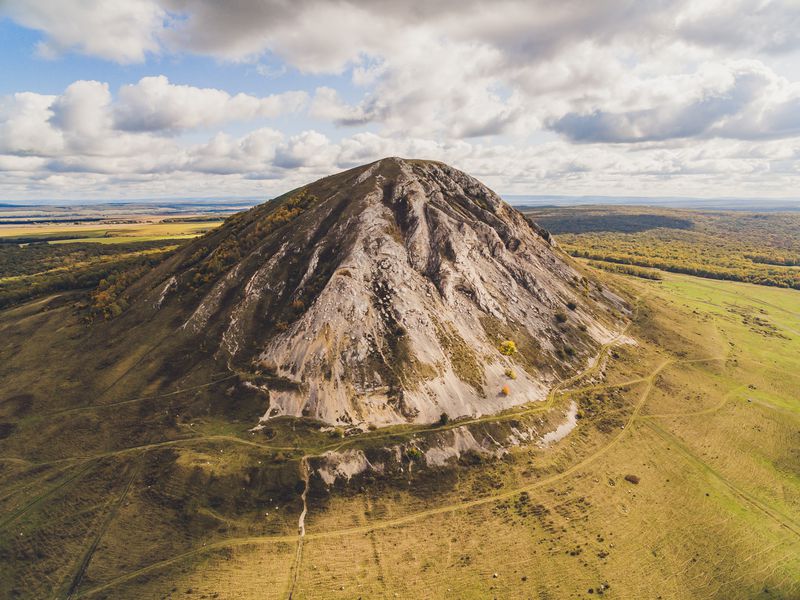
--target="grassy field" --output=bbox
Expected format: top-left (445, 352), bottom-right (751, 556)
top-left (1, 265), bottom-right (798, 599)
top-left (0, 220), bottom-right (223, 245)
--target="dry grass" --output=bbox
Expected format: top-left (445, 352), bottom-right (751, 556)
top-left (1, 270), bottom-right (799, 599)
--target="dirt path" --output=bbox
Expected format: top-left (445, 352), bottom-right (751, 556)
top-left (63, 461), bottom-right (141, 599)
top-left (286, 457), bottom-right (310, 600)
top-left (75, 353), bottom-right (679, 599)
top-left (0, 461), bottom-right (95, 530)
top-left (644, 419), bottom-right (800, 537)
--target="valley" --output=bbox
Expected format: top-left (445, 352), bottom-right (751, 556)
top-left (1, 163), bottom-right (798, 599)
top-left (3, 3), bottom-right (800, 598)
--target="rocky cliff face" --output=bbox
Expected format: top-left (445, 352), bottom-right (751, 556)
top-left (130, 157), bottom-right (626, 428)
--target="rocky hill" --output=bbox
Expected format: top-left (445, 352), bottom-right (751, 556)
top-left (123, 157), bottom-right (627, 428)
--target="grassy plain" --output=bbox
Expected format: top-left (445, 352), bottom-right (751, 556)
top-left (1, 266), bottom-right (798, 599)
top-left (0, 220), bottom-right (223, 245)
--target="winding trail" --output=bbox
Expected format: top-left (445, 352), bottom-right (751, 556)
top-left (74, 351), bottom-right (684, 599)
top-left (72, 350), bottom-right (763, 600)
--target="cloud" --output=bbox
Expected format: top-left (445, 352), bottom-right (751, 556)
top-left (310, 87), bottom-right (376, 126)
top-left (50, 80), bottom-right (114, 140)
top-left (273, 131), bottom-right (338, 169)
top-left (4, 2), bottom-right (800, 147)
top-left (550, 61), bottom-right (800, 143)
top-left (114, 76), bottom-right (308, 132)
top-left (2, 2), bottom-right (800, 200)
top-left (188, 128), bottom-right (283, 175)
top-left (0, 77), bottom-right (307, 157)
top-left (5, 1), bottom-right (800, 66)
top-left (2, 0), bottom-right (164, 63)
top-left (676, 0), bottom-right (800, 55)
top-left (0, 92), bottom-right (62, 156)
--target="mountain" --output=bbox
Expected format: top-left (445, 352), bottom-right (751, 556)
top-left (113, 157), bottom-right (626, 429)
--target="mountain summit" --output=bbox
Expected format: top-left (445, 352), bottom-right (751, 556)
top-left (128, 158), bottom-right (625, 428)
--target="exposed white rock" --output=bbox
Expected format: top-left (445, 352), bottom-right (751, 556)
top-left (538, 401), bottom-right (579, 447)
top-left (132, 157), bottom-right (627, 430)
top-left (424, 426), bottom-right (504, 466)
top-left (317, 449), bottom-right (381, 486)
top-left (153, 276), bottom-right (177, 309)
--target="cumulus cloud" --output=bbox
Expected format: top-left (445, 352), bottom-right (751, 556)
top-left (5, 1), bottom-right (800, 65)
top-left (2, 1), bottom-right (800, 199)
top-left (676, 0), bottom-right (800, 55)
top-left (274, 131), bottom-right (339, 169)
top-left (550, 61), bottom-right (800, 143)
top-left (0, 92), bottom-right (62, 156)
top-left (310, 87), bottom-right (376, 126)
top-left (2, 0), bottom-right (164, 63)
top-left (114, 76), bottom-right (307, 132)
top-left (0, 77), bottom-right (306, 153)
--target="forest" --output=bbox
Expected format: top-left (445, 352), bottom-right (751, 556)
top-left (524, 206), bottom-right (800, 290)
top-left (0, 240), bottom-right (178, 309)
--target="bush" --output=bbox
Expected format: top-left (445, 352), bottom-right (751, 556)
top-left (438, 412), bottom-right (450, 426)
top-left (555, 311), bottom-right (568, 323)
top-left (566, 300), bottom-right (577, 310)
top-left (501, 384), bottom-right (511, 396)
top-left (405, 447), bottom-right (423, 462)
top-left (504, 368), bottom-right (517, 379)
top-left (499, 340), bottom-right (518, 355)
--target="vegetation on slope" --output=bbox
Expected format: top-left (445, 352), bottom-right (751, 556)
top-left (0, 242), bottom-right (178, 310)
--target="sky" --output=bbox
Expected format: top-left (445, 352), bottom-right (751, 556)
top-left (1, 0), bottom-right (800, 203)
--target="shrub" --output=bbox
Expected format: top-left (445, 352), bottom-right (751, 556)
top-left (555, 311), bottom-right (568, 323)
top-left (501, 384), bottom-right (511, 396)
top-left (566, 300), bottom-right (577, 310)
top-left (438, 412), bottom-right (450, 426)
top-left (499, 340), bottom-right (518, 355)
top-left (405, 447), bottom-right (423, 462)
top-left (504, 368), bottom-right (517, 379)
